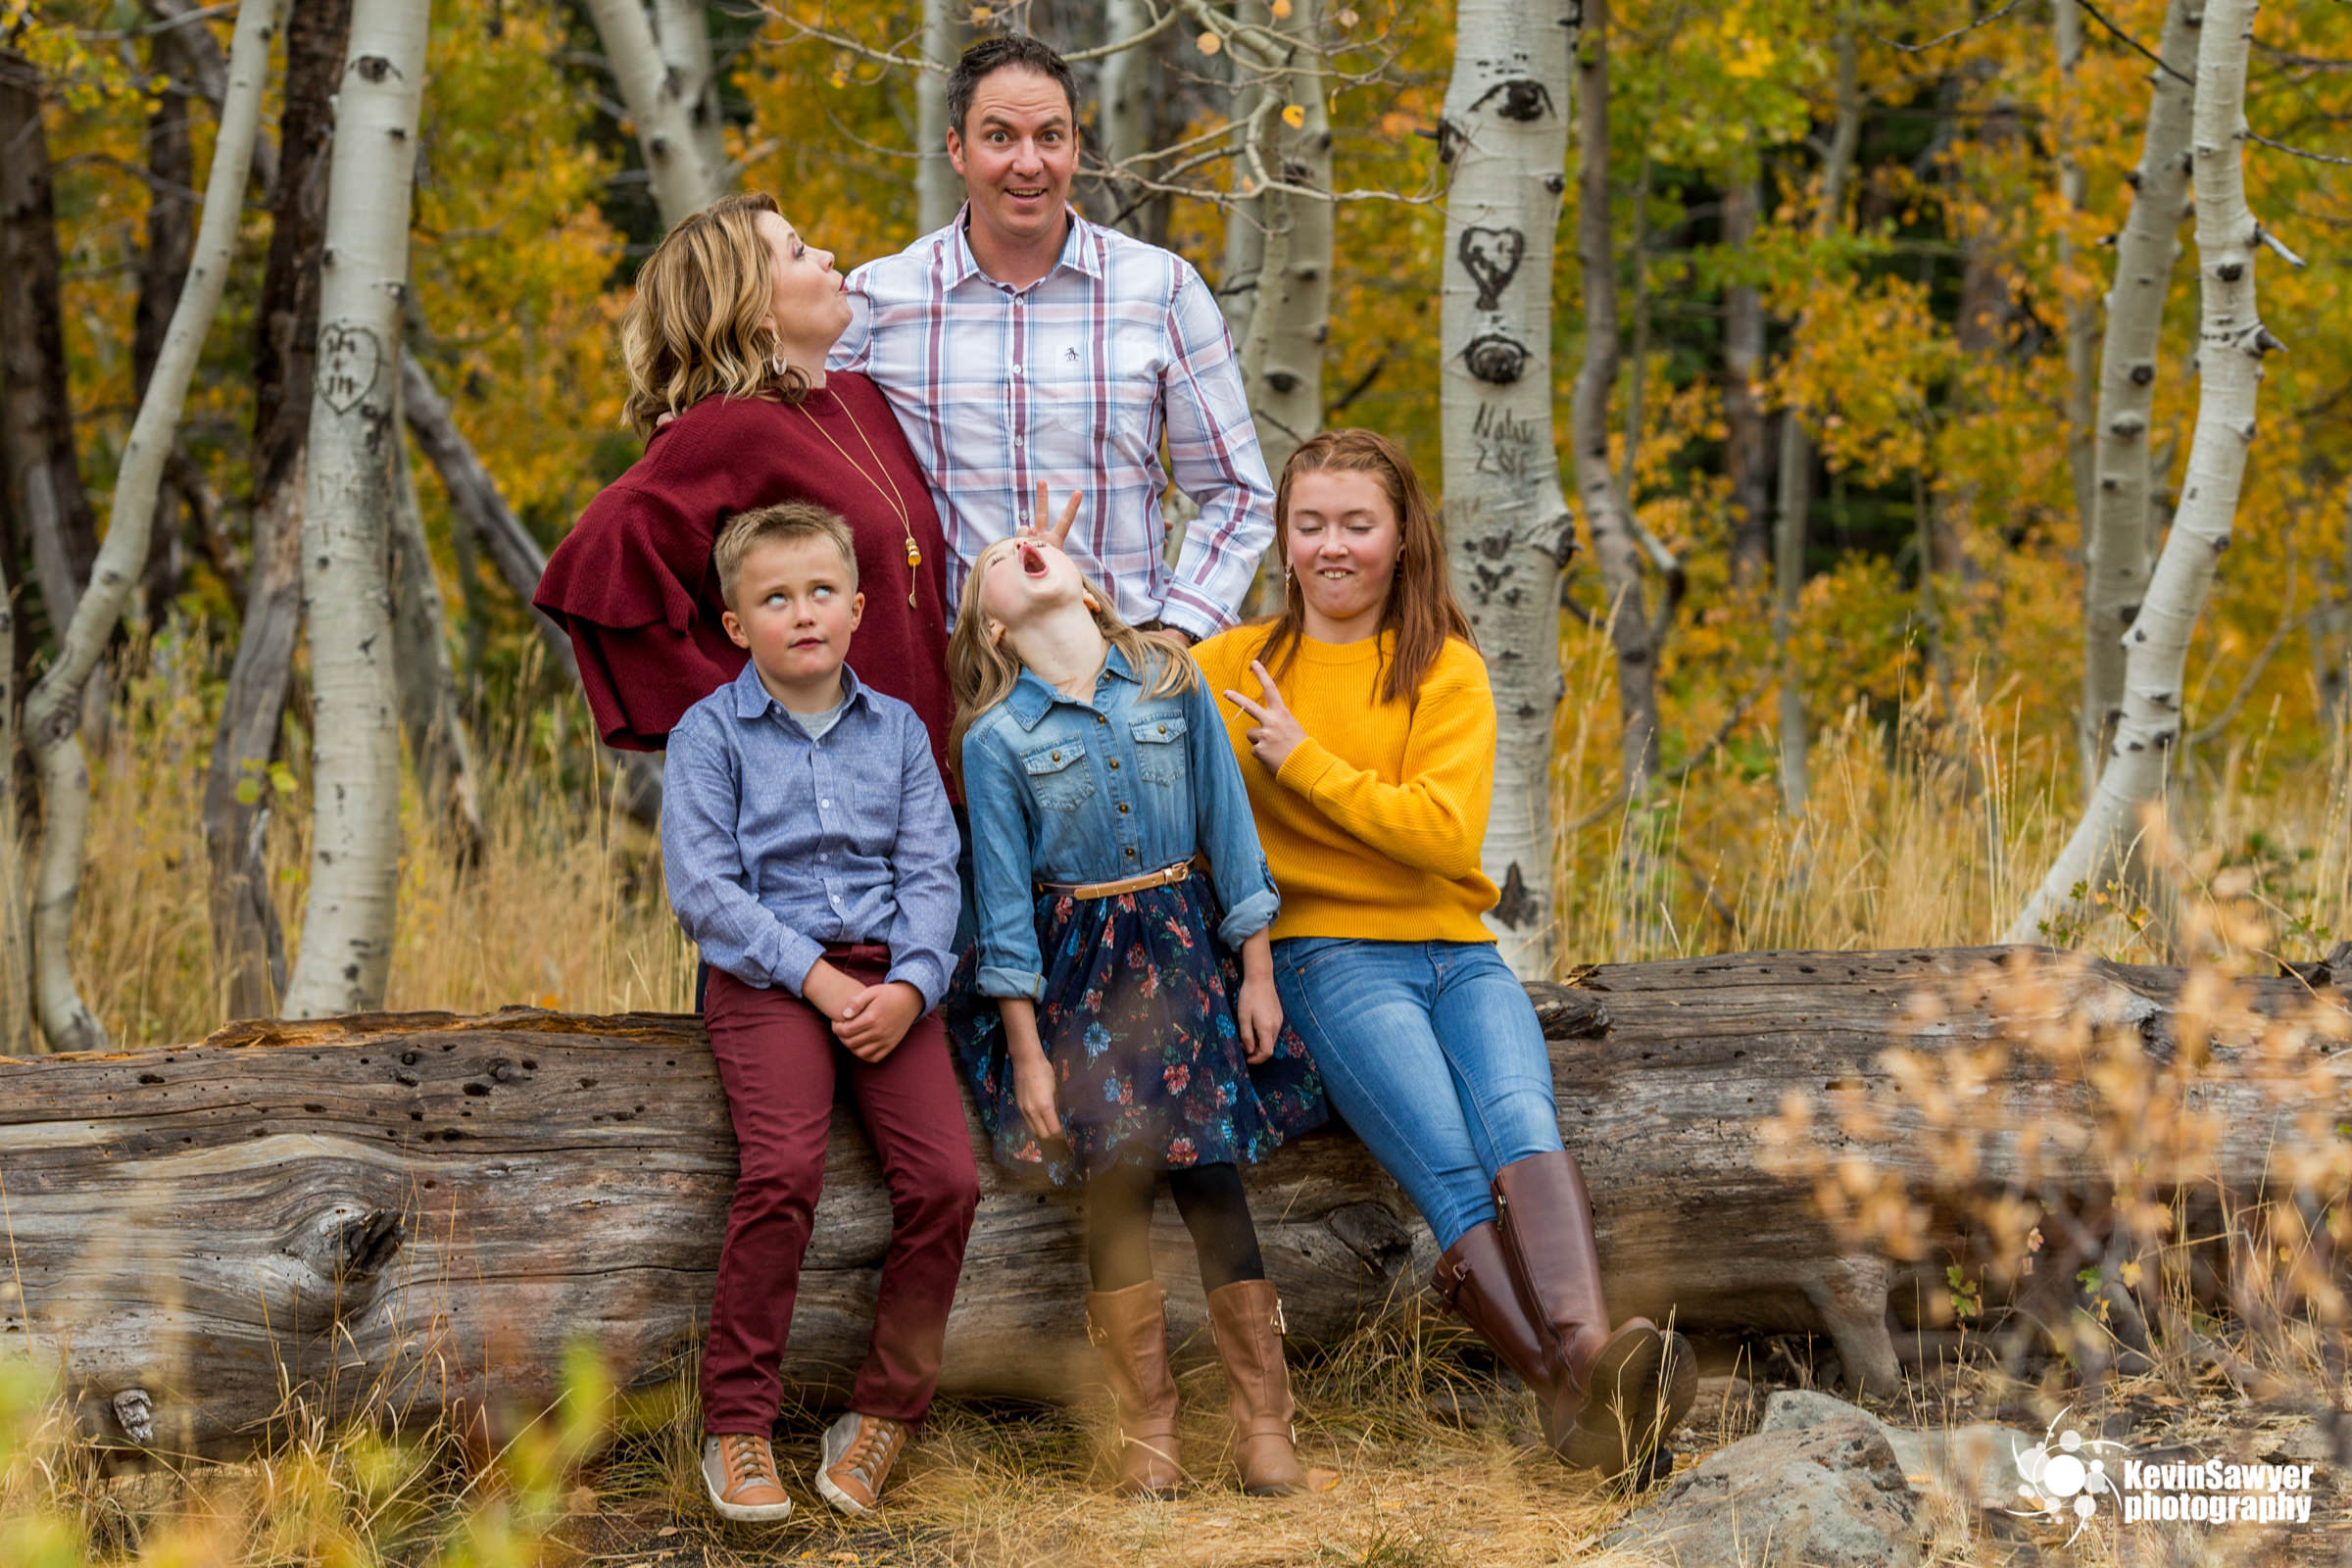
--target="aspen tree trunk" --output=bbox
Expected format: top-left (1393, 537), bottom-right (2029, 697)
top-left (2055, 0), bottom-right (2094, 572)
top-left (1217, 0), bottom-right (1270, 349)
top-left (2082, 0), bottom-right (2198, 784)
top-left (2005, 0), bottom-right (2278, 946)
top-left (131, 27), bottom-right (201, 625)
top-left (0, 594), bottom-right (24, 1056)
top-left (582, 0), bottom-right (721, 226)
top-left (280, 0), bottom-right (431, 1018)
top-left (0, 51), bottom-right (103, 645)
top-left (1097, 0), bottom-right (1152, 237)
top-left (203, 0), bottom-right (350, 1021)
top-left (916, 0), bottom-right (958, 233)
top-left (1570, 0), bottom-right (1656, 799)
top-left (1438, 0), bottom-right (1575, 979)
top-left (388, 414), bottom-right (485, 862)
top-left (399, 350), bottom-right (577, 684)
top-left (1235, 0), bottom-right (1331, 489)
top-left (22, 0), bottom-right (280, 1053)
top-left (1723, 166), bottom-right (1770, 587)
top-left (651, 0), bottom-right (724, 191)
top-left (1770, 15), bottom-right (1859, 821)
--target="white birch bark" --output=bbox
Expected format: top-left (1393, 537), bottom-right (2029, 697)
top-left (651, 0), bottom-right (724, 192)
top-left (916, 0), bottom-right (958, 233)
top-left (280, 0), bottom-right (431, 1018)
top-left (388, 412), bottom-right (485, 861)
top-left (1770, 14), bottom-right (1859, 821)
top-left (2005, 0), bottom-right (2278, 946)
top-left (1235, 0), bottom-right (1331, 486)
top-left (1438, 0), bottom-right (1575, 979)
top-left (1570, 0), bottom-right (1655, 798)
top-left (1217, 0), bottom-right (1270, 347)
top-left (1097, 0), bottom-right (1152, 237)
top-left (582, 0), bottom-right (721, 226)
top-left (2056, 0), bottom-right (2094, 554)
top-left (2082, 0), bottom-right (2198, 782)
top-left (0, 595), bottom-right (29, 1055)
top-left (20, 0), bottom-right (279, 1052)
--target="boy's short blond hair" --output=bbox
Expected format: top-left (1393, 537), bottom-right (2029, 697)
top-left (713, 503), bottom-right (858, 609)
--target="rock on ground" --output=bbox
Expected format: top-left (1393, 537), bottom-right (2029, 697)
top-left (1601, 1408), bottom-right (1922, 1568)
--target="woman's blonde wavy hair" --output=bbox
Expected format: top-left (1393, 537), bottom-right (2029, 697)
top-left (619, 192), bottom-right (808, 438)
top-left (947, 537), bottom-right (1197, 786)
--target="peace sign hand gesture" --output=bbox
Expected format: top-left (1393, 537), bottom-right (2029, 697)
top-left (1222, 660), bottom-right (1307, 772)
top-left (1017, 481), bottom-right (1083, 551)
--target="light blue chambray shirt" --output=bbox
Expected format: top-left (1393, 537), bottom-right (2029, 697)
top-left (662, 662), bottom-right (958, 1008)
top-left (960, 644), bottom-right (1280, 1002)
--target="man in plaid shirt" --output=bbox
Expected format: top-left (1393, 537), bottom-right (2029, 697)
top-left (831, 36), bottom-right (1275, 645)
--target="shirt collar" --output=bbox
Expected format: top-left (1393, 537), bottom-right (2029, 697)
top-left (1002, 642), bottom-right (1141, 729)
top-left (946, 202), bottom-right (1102, 291)
top-left (730, 659), bottom-right (868, 725)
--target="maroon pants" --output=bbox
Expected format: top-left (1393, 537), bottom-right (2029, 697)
top-left (701, 948), bottom-right (979, 1434)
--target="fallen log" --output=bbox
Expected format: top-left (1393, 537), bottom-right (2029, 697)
top-left (0, 947), bottom-right (2339, 1456)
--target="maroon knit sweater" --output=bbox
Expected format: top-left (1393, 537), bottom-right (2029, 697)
top-left (534, 372), bottom-right (954, 781)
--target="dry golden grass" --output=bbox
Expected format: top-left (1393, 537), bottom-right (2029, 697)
top-left (65, 629), bottom-right (2349, 1050)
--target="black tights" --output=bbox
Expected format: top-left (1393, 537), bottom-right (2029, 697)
top-left (1086, 1161), bottom-right (1266, 1295)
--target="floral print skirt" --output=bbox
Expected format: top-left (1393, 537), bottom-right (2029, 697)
top-left (946, 877), bottom-right (1326, 1187)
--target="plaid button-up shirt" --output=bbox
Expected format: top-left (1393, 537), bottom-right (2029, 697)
top-left (832, 208), bottom-right (1275, 640)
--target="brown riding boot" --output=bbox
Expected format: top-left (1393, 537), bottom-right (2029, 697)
top-left (1432, 1221), bottom-right (1557, 1399)
top-left (1204, 1278), bottom-right (1319, 1496)
top-left (1492, 1152), bottom-right (1697, 1478)
top-left (1085, 1280), bottom-right (1184, 1497)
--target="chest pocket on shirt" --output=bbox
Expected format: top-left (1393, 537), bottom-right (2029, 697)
top-left (1131, 714), bottom-right (1188, 785)
top-left (1020, 739), bottom-right (1096, 813)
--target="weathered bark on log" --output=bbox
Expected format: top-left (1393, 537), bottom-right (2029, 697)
top-left (2, 949), bottom-right (2338, 1457)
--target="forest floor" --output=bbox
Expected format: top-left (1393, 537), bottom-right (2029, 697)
top-left (528, 1321), bottom-right (2344, 1568)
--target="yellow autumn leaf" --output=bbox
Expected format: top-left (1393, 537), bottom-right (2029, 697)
top-left (1271, 0), bottom-right (1292, 15)
top-left (1282, 104), bottom-right (1306, 128)
top-left (1197, 29), bottom-right (1221, 55)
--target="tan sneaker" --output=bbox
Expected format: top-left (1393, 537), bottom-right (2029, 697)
top-left (702, 1433), bottom-right (793, 1522)
top-left (816, 1411), bottom-right (908, 1514)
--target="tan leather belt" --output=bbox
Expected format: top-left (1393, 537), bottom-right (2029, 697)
top-left (1039, 858), bottom-right (1197, 901)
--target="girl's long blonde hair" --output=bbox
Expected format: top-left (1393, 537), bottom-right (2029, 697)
top-left (947, 539), bottom-right (1197, 786)
top-left (619, 192), bottom-right (808, 438)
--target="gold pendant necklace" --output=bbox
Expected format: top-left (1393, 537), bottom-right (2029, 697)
top-left (794, 392), bottom-right (923, 608)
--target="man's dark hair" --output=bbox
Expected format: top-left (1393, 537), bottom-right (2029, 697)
top-left (946, 36), bottom-right (1079, 140)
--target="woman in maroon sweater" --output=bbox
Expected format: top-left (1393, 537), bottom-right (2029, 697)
top-left (536, 194), bottom-right (953, 776)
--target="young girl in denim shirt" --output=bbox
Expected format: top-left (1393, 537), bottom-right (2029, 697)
top-left (947, 533), bottom-right (1328, 1499)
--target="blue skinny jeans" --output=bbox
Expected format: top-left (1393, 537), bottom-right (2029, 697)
top-left (1271, 937), bottom-right (1564, 1251)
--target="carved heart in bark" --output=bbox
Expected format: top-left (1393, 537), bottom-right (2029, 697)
top-left (1458, 226), bottom-right (1526, 313)
top-left (318, 322), bottom-right (382, 416)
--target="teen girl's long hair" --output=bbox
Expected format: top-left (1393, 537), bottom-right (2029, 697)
top-left (947, 538), bottom-right (1197, 788)
top-left (1251, 428), bottom-right (1477, 706)
top-left (618, 192), bottom-right (808, 439)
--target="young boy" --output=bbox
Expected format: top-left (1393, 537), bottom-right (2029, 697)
top-left (662, 502), bottom-right (977, 1522)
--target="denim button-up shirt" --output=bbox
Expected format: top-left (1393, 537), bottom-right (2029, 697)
top-left (663, 662), bottom-right (958, 1007)
top-left (960, 644), bottom-right (1280, 1001)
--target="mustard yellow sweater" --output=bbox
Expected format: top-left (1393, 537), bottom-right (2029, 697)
top-left (1193, 626), bottom-right (1499, 944)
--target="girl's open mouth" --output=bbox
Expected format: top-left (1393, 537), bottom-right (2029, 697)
top-left (1019, 542), bottom-right (1049, 578)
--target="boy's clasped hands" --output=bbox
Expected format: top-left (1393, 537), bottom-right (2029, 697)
top-left (801, 962), bottom-right (926, 1063)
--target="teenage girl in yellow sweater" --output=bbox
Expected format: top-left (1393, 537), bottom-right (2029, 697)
top-left (1193, 429), bottom-right (1695, 1484)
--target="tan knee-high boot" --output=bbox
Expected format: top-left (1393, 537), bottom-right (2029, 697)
top-left (1492, 1152), bottom-right (1697, 1478)
top-left (1204, 1279), bottom-right (1312, 1496)
top-left (1085, 1280), bottom-right (1184, 1497)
